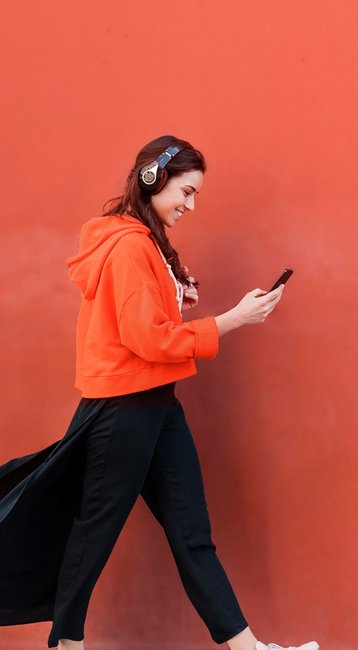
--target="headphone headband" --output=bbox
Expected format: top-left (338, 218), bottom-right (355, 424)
top-left (156, 146), bottom-right (181, 168)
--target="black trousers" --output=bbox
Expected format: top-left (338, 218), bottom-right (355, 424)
top-left (47, 382), bottom-right (248, 647)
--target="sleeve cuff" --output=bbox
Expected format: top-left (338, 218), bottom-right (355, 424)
top-left (190, 315), bottom-right (219, 359)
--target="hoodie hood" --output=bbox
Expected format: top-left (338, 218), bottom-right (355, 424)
top-left (65, 214), bottom-right (151, 299)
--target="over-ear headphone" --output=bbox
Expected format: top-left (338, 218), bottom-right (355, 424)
top-left (138, 145), bottom-right (183, 194)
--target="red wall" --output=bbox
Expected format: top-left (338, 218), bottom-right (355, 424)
top-left (1, 1), bottom-right (357, 648)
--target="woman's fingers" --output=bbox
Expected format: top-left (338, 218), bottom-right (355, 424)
top-left (262, 286), bottom-right (284, 305)
top-left (184, 289), bottom-right (198, 297)
top-left (263, 290), bottom-right (283, 317)
top-left (183, 266), bottom-right (195, 284)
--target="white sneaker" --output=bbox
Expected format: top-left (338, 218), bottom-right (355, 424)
top-left (255, 641), bottom-right (319, 650)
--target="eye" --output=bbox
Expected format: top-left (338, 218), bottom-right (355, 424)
top-left (182, 189), bottom-right (190, 197)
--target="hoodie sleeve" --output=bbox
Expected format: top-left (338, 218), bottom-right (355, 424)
top-left (119, 281), bottom-right (219, 363)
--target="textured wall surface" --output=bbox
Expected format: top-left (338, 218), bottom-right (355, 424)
top-left (1, 1), bottom-right (357, 648)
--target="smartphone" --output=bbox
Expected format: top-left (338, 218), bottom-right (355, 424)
top-left (267, 268), bottom-right (294, 293)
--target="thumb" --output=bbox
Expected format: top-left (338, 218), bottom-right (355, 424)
top-left (251, 288), bottom-right (267, 297)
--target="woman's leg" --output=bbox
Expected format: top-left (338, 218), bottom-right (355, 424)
top-left (140, 398), bottom-right (256, 646)
top-left (48, 387), bottom-right (175, 648)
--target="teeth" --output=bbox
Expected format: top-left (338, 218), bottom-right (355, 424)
top-left (175, 210), bottom-right (183, 217)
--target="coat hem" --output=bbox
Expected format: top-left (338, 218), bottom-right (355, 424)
top-left (76, 361), bottom-right (198, 397)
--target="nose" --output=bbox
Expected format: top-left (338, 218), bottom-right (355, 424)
top-left (185, 194), bottom-right (195, 211)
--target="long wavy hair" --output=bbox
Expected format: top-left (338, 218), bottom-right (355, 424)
top-left (101, 135), bottom-right (206, 288)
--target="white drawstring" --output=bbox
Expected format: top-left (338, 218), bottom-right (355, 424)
top-left (152, 240), bottom-right (184, 315)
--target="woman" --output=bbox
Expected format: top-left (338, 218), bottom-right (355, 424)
top-left (0, 135), bottom-right (319, 650)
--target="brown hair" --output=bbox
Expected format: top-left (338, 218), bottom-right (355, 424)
top-left (101, 134), bottom-right (206, 288)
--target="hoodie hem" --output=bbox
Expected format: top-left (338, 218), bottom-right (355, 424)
top-left (76, 362), bottom-right (198, 398)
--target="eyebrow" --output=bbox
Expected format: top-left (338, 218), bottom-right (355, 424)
top-left (184, 184), bottom-right (200, 193)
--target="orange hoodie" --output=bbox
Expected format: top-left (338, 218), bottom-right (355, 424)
top-left (65, 213), bottom-right (219, 397)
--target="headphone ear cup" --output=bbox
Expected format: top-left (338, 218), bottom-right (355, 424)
top-left (139, 164), bottom-right (158, 192)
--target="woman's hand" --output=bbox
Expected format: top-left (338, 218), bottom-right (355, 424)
top-left (232, 285), bottom-right (285, 326)
top-left (182, 266), bottom-right (199, 311)
top-left (214, 284), bottom-right (285, 337)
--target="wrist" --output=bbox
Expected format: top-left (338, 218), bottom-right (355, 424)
top-left (230, 307), bottom-right (245, 328)
top-left (214, 308), bottom-right (242, 337)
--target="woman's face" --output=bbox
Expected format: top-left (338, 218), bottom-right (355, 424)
top-left (150, 170), bottom-right (203, 228)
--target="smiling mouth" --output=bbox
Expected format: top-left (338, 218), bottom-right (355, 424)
top-left (175, 209), bottom-right (184, 217)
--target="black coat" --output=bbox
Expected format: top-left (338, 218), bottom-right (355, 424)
top-left (0, 397), bottom-right (107, 626)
